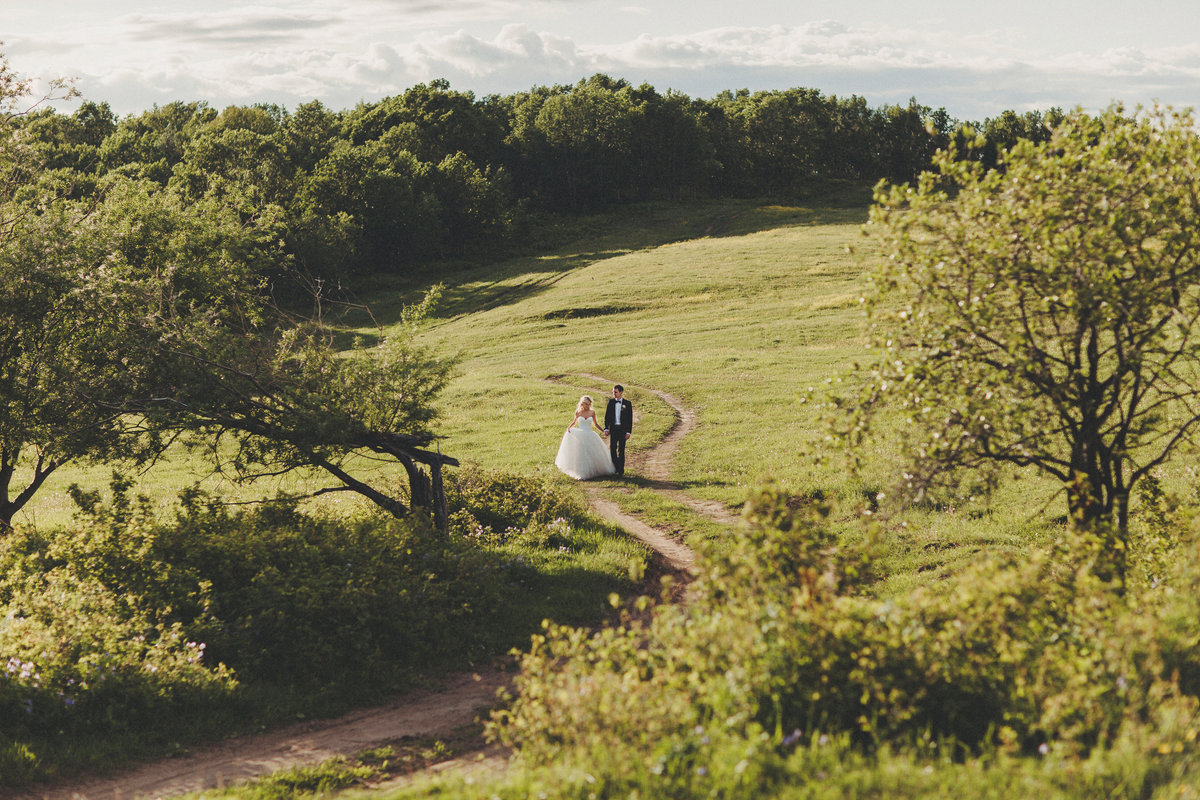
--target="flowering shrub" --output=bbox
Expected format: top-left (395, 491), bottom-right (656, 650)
top-left (490, 485), bottom-right (1200, 797)
top-left (445, 463), bottom-right (586, 541)
top-left (0, 569), bottom-right (236, 781)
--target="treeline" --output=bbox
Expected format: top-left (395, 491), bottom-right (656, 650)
top-left (16, 73), bottom-right (1061, 281)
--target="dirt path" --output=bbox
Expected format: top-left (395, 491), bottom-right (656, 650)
top-left (16, 672), bottom-right (512, 800)
top-left (20, 381), bottom-right (730, 800)
top-left (608, 380), bottom-right (741, 530)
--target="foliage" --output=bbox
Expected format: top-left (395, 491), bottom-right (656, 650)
top-left (445, 461), bottom-right (587, 540)
top-left (0, 476), bottom-right (505, 691)
top-left (134, 285), bottom-right (459, 524)
top-left (851, 104), bottom-right (1200, 583)
top-left (482, 485), bottom-right (1200, 798)
top-left (0, 55), bottom-right (291, 526)
top-left (0, 172), bottom-right (280, 525)
top-left (0, 461), bottom-right (646, 786)
top-left (7, 38), bottom-right (1068, 283)
top-left (442, 463), bottom-right (645, 633)
top-left (0, 550), bottom-right (238, 781)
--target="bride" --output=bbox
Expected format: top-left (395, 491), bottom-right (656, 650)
top-left (554, 395), bottom-right (616, 480)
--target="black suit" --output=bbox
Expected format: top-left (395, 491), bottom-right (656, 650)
top-left (604, 397), bottom-right (633, 474)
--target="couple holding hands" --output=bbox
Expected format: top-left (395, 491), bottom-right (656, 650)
top-left (554, 384), bottom-right (632, 480)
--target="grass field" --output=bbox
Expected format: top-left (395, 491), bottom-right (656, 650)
top-left (17, 188), bottom-right (1077, 589)
top-left (357, 189), bottom-right (1073, 588)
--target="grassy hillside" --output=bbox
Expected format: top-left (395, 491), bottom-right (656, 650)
top-left (352, 190), bottom-right (1070, 588)
top-left (25, 191), bottom-right (1200, 799)
top-left (420, 198), bottom-right (869, 498)
top-left (17, 189), bottom-right (1075, 589)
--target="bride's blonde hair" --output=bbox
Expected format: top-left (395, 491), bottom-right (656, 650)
top-left (577, 395), bottom-right (593, 413)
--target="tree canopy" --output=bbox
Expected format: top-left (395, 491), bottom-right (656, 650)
top-left (0, 56), bottom-right (458, 529)
top-left (129, 287), bottom-right (459, 529)
top-left (853, 104), bottom-right (1200, 584)
top-left (0, 48), bottom-right (1074, 529)
top-left (10, 63), bottom-right (1063, 283)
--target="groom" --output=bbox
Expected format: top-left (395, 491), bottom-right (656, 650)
top-left (603, 384), bottom-right (633, 476)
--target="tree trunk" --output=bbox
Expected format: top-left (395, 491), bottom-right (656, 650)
top-left (0, 449), bottom-right (59, 530)
top-left (312, 454), bottom-right (410, 520)
top-left (430, 460), bottom-right (448, 533)
top-left (1066, 470), bottom-right (1127, 592)
top-left (401, 458), bottom-right (432, 513)
top-left (1113, 489), bottom-right (1130, 592)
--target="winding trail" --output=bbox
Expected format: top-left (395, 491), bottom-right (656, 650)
top-left (596, 378), bottom-right (741, 529)
top-left (18, 381), bottom-right (733, 800)
top-left (16, 673), bottom-right (512, 800)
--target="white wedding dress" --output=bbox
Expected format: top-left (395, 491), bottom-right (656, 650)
top-left (555, 416), bottom-right (616, 480)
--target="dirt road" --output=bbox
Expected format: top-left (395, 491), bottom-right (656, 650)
top-left (18, 380), bottom-right (730, 800)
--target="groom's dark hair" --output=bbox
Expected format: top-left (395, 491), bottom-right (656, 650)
top-left (614, 384), bottom-right (624, 393)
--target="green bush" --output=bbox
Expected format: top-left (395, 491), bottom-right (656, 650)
top-left (0, 568), bottom-right (237, 780)
top-left (487, 485), bottom-right (1200, 798)
top-left (445, 463), bottom-right (586, 543)
top-left (0, 466), bottom-right (640, 786)
top-left (0, 479), bottom-right (507, 691)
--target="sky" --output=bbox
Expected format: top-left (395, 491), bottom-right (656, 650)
top-left (4, 0), bottom-right (1199, 122)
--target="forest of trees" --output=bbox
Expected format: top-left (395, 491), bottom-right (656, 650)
top-left (15, 73), bottom-right (1062, 283)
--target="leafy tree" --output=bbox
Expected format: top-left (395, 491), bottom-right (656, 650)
top-left (625, 85), bottom-right (712, 201)
top-left (206, 103), bottom-right (284, 136)
top-left (430, 151), bottom-right (513, 255)
top-left (0, 163), bottom-right (279, 526)
top-left (343, 80), bottom-right (503, 167)
top-left (72, 100), bottom-right (118, 146)
top-left (0, 55), bottom-right (102, 526)
top-left (11, 103), bottom-right (115, 175)
top-left (851, 105), bottom-right (1200, 585)
top-left (819, 94), bottom-right (880, 180)
top-left (873, 98), bottom-right (953, 183)
top-left (972, 108), bottom-right (1064, 171)
top-left (484, 83), bottom-right (567, 207)
top-left (694, 90), bottom-right (754, 196)
top-left (130, 287), bottom-right (459, 529)
top-left (279, 99), bottom-right (339, 173)
top-left (290, 137), bottom-right (442, 274)
top-left (533, 75), bottom-right (638, 209)
top-left (7, 182), bottom-right (274, 527)
top-left (169, 125), bottom-right (292, 208)
top-left (97, 101), bottom-right (216, 182)
top-left (732, 88), bottom-right (828, 194)
top-left (0, 201), bottom-right (98, 525)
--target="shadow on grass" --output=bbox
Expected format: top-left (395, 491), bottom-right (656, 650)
top-left (494, 562), bottom-right (635, 635)
top-left (603, 474), bottom-right (737, 493)
top-left (330, 248), bottom-right (631, 337)
top-left (701, 188), bottom-right (873, 238)
top-left (323, 189), bottom-right (875, 335)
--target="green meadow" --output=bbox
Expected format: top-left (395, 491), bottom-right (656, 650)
top-left (367, 189), bottom-right (1070, 583)
top-left (21, 188), bottom-right (1072, 585)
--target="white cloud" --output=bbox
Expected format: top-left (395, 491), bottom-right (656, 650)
top-left (120, 9), bottom-right (337, 46)
top-left (406, 24), bottom-right (584, 77)
top-left (7, 10), bottom-right (1200, 120)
